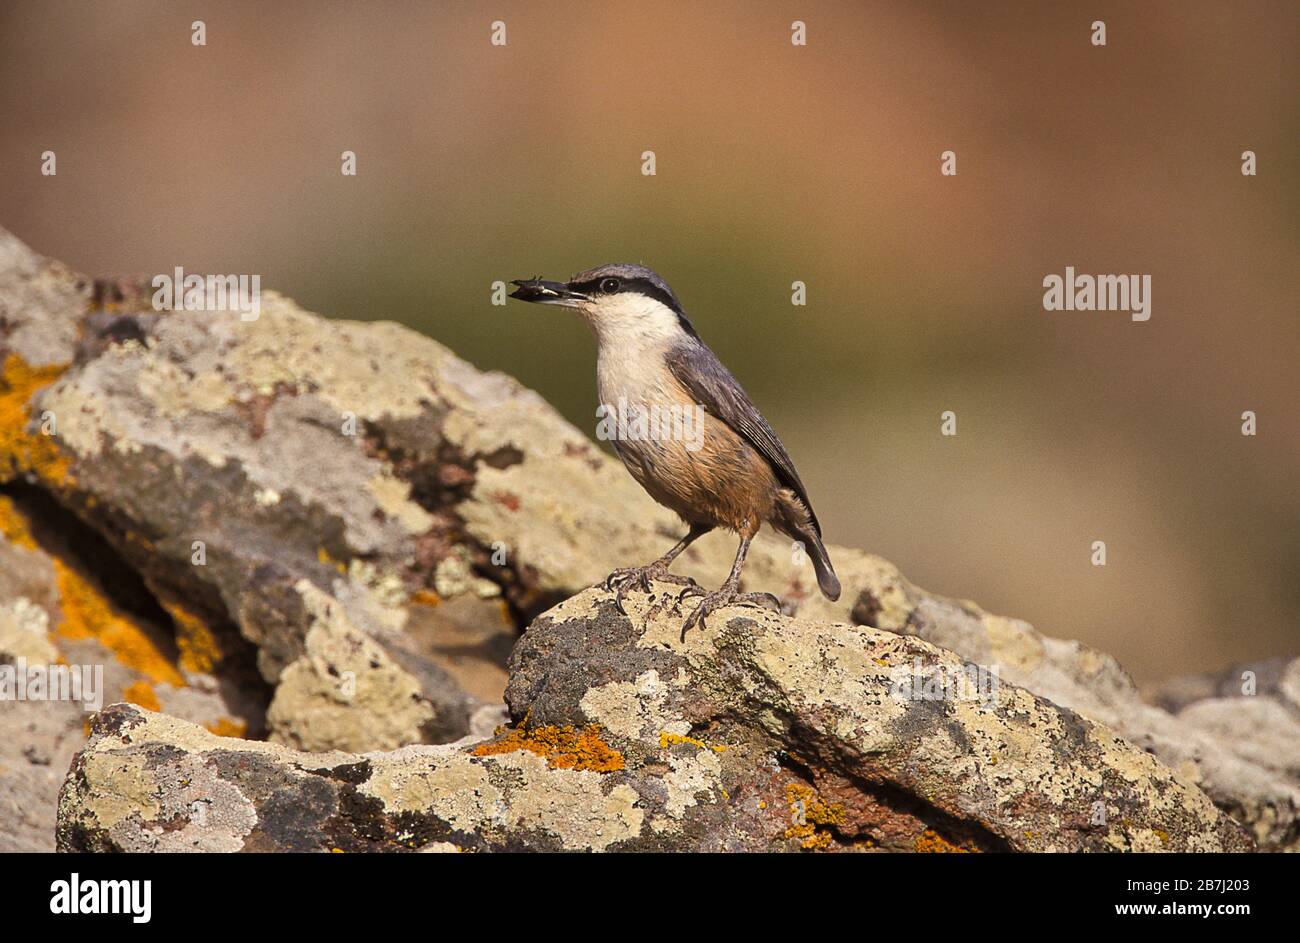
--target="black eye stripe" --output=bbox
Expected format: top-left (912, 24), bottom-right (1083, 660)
top-left (567, 273), bottom-right (701, 340)
top-left (572, 276), bottom-right (683, 315)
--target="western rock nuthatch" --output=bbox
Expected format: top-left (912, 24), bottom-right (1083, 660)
top-left (511, 263), bottom-right (839, 638)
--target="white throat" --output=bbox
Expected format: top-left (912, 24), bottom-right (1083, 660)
top-left (579, 293), bottom-right (685, 351)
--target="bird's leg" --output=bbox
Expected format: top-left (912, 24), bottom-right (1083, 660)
top-left (679, 533), bottom-right (781, 640)
top-left (605, 523), bottom-right (712, 615)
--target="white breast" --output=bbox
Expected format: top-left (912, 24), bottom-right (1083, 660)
top-left (588, 292), bottom-right (688, 409)
top-left (596, 340), bottom-right (677, 407)
top-left (588, 296), bottom-right (696, 485)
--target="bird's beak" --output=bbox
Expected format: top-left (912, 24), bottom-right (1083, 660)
top-left (509, 277), bottom-right (590, 307)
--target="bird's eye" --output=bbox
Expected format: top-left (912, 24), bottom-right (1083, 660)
top-left (599, 278), bottom-right (621, 293)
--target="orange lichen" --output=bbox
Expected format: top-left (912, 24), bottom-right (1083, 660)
top-left (473, 723), bottom-right (625, 773)
top-left (1, 494), bottom-right (184, 686)
top-left (658, 731), bottom-right (727, 753)
top-left (783, 783), bottom-right (846, 850)
top-left (317, 547), bottom-right (347, 574)
top-left (0, 494), bottom-right (39, 550)
top-left (409, 589), bottom-right (441, 607)
top-left (0, 355), bottom-right (73, 487)
top-left (914, 829), bottom-right (971, 853)
top-left (205, 718), bottom-right (248, 738)
top-left (159, 596), bottom-right (223, 674)
top-left (799, 829), bottom-right (834, 850)
top-left (0, 501), bottom-right (183, 688)
top-left (0, 363), bottom-right (187, 686)
top-left (53, 557), bottom-right (185, 687)
top-left (121, 680), bottom-right (162, 712)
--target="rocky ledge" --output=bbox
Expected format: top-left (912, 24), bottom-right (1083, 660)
top-left (0, 226), bottom-right (1293, 851)
top-left (58, 587), bottom-right (1251, 852)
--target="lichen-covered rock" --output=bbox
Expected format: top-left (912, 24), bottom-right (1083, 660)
top-left (0, 227), bottom-right (514, 757)
top-left (57, 587), bottom-right (1252, 853)
top-left (890, 598), bottom-right (1300, 850)
top-left (265, 581), bottom-right (470, 751)
top-left (0, 495), bottom-right (264, 851)
top-left (2, 225), bottom-right (1292, 850)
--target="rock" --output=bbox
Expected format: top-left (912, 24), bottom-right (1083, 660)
top-left (57, 587), bottom-right (1251, 853)
top-left (1145, 657), bottom-right (1298, 713)
top-left (0, 491), bottom-right (265, 850)
top-left (0, 225), bottom-right (1290, 851)
top-left (264, 581), bottom-right (470, 751)
top-left (892, 598), bottom-right (1300, 851)
top-left (1137, 658), bottom-right (1300, 851)
top-left (1, 700), bottom-right (86, 853)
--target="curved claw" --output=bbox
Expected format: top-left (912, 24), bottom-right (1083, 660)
top-left (605, 568), bottom-right (636, 593)
top-left (674, 583), bottom-right (706, 604)
top-left (679, 606), bottom-right (706, 642)
top-left (605, 564), bottom-right (665, 617)
top-left (676, 586), bottom-right (785, 641)
top-left (669, 582), bottom-right (705, 617)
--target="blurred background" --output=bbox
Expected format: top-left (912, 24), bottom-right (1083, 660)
top-left (0, 1), bottom-right (1295, 681)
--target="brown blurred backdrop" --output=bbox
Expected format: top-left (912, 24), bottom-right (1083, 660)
top-left (1, 1), bottom-right (1295, 680)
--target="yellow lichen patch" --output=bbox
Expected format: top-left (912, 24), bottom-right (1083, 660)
top-left (473, 723), bottom-right (625, 773)
top-left (317, 547), bottom-right (347, 574)
top-left (159, 597), bottom-right (223, 674)
top-left (783, 783), bottom-right (846, 850)
top-left (205, 718), bottom-right (248, 738)
top-left (53, 560), bottom-right (185, 687)
top-left (0, 355), bottom-right (73, 486)
top-left (121, 680), bottom-right (162, 712)
top-left (0, 494), bottom-right (39, 550)
top-left (0, 494), bottom-right (185, 687)
top-left (914, 829), bottom-right (972, 853)
top-left (799, 829), bottom-right (834, 850)
top-left (409, 590), bottom-right (441, 607)
top-left (658, 731), bottom-right (727, 753)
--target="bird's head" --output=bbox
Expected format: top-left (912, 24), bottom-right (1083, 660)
top-left (510, 263), bottom-right (697, 343)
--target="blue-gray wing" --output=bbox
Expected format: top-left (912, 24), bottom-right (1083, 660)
top-left (666, 339), bottom-right (822, 537)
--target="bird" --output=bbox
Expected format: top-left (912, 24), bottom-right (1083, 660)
top-left (509, 263), bottom-right (839, 638)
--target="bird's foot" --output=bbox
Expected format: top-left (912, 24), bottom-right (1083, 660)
top-left (669, 582), bottom-right (707, 615)
top-left (679, 585), bottom-right (782, 641)
top-left (605, 563), bottom-right (702, 615)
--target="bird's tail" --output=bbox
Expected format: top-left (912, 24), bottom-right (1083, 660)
top-left (774, 489), bottom-right (841, 601)
top-left (806, 532), bottom-right (841, 601)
